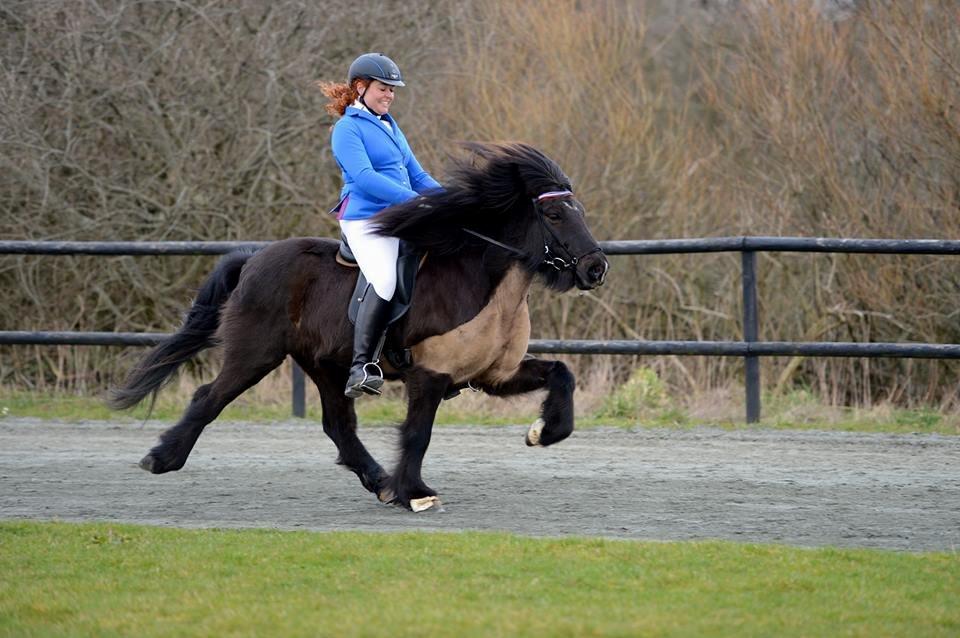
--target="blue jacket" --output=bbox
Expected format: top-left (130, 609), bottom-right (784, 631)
top-left (330, 106), bottom-right (441, 220)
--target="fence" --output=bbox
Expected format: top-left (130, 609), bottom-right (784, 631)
top-left (3, 237), bottom-right (960, 422)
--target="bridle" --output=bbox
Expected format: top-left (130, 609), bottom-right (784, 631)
top-left (534, 190), bottom-right (603, 271)
top-left (462, 190), bottom-right (603, 272)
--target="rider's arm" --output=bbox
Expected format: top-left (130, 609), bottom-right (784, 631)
top-left (405, 151), bottom-right (442, 194)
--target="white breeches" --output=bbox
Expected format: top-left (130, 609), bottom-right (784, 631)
top-left (339, 218), bottom-right (399, 301)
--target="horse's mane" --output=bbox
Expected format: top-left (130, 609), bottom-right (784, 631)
top-left (373, 142), bottom-right (573, 255)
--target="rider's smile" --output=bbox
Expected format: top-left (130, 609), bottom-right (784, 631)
top-left (361, 81), bottom-right (395, 116)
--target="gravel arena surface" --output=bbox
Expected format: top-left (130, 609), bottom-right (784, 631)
top-left (1, 418), bottom-right (958, 551)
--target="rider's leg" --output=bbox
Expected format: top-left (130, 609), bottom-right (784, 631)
top-left (339, 218), bottom-right (399, 398)
top-left (345, 286), bottom-right (392, 397)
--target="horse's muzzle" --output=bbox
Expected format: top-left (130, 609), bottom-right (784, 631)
top-left (575, 251), bottom-right (609, 290)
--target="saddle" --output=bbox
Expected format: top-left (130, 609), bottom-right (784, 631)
top-left (338, 235), bottom-right (421, 370)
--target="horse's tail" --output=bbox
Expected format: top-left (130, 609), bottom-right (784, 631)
top-left (107, 251), bottom-right (254, 410)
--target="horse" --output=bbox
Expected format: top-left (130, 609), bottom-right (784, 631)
top-left (108, 142), bottom-right (609, 512)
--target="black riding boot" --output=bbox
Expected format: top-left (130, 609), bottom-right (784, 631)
top-left (344, 289), bottom-right (392, 398)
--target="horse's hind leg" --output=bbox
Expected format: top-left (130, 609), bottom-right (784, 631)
top-left (140, 339), bottom-right (284, 474)
top-left (390, 368), bottom-right (451, 511)
top-left (479, 358), bottom-right (575, 447)
top-left (301, 360), bottom-right (391, 502)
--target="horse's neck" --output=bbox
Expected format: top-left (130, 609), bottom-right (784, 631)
top-left (403, 254), bottom-right (532, 345)
top-left (406, 263), bottom-right (534, 384)
top-left (485, 265), bottom-right (534, 315)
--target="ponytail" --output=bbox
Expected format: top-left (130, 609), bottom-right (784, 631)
top-left (316, 79), bottom-right (367, 117)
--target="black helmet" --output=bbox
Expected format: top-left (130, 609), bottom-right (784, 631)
top-left (347, 53), bottom-right (405, 87)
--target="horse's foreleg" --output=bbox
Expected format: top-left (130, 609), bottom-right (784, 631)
top-left (303, 360), bottom-right (392, 502)
top-left (140, 339), bottom-right (284, 474)
top-left (390, 368), bottom-right (451, 511)
top-left (480, 358), bottom-right (575, 447)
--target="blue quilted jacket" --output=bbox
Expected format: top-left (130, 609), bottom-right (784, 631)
top-left (330, 106), bottom-right (441, 220)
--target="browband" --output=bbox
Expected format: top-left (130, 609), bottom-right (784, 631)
top-left (536, 190), bottom-right (574, 201)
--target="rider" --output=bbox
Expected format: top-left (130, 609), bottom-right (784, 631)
top-left (319, 53), bottom-right (442, 398)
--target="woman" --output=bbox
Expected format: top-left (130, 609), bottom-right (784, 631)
top-left (319, 53), bottom-right (442, 398)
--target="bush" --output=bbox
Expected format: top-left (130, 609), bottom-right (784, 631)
top-left (597, 367), bottom-right (670, 420)
top-left (2, 0), bottom-right (959, 410)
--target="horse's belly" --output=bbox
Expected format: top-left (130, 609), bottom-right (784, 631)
top-left (410, 268), bottom-right (531, 385)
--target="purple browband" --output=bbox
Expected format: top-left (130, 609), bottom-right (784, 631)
top-left (536, 190), bottom-right (574, 201)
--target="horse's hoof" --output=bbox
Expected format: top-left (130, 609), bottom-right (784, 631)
top-left (378, 486), bottom-right (396, 504)
top-left (140, 453), bottom-right (181, 474)
top-left (526, 418), bottom-right (545, 447)
top-left (139, 454), bottom-right (159, 473)
top-left (410, 496), bottom-right (442, 512)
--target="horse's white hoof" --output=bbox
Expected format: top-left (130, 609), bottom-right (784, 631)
top-left (410, 496), bottom-right (441, 512)
top-left (526, 418), bottom-right (545, 447)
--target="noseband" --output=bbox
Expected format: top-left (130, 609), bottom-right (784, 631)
top-left (462, 190), bottom-right (602, 272)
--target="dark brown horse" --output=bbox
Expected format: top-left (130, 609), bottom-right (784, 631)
top-left (109, 142), bottom-right (609, 511)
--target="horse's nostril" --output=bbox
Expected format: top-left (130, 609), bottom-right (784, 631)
top-left (577, 254), bottom-right (608, 288)
top-left (589, 263), bottom-right (605, 283)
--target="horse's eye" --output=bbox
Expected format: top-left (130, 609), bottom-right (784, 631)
top-left (545, 212), bottom-right (562, 222)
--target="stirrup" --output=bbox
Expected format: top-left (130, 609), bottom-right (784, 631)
top-left (345, 361), bottom-right (385, 398)
top-left (359, 361), bottom-right (384, 395)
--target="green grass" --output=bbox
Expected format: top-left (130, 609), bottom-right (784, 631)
top-left (0, 389), bottom-right (295, 424)
top-left (0, 521), bottom-right (957, 637)
top-left (0, 389), bottom-right (516, 426)
top-left (2, 388), bottom-right (958, 434)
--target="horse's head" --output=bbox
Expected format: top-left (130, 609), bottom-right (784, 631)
top-left (525, 189), bottom-right (609, 291)
top-left (478, 143), bottom-right (607, 292)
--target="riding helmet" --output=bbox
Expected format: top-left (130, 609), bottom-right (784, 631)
top-left (347, 53), bottom-right (405, 87)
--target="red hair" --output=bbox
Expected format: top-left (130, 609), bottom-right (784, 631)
top-left (316, 79), bottom-right (368, 117)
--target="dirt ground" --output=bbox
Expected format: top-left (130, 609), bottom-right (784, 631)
top-left (1, 418), bottom-right (957, 551)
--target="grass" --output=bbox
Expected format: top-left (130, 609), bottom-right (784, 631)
top-left (2, 386), bottom-right (958, 435)
top-left (0, 521), bottom-right (957, 637)
top-left (0, 387), bottom-right (522, 426)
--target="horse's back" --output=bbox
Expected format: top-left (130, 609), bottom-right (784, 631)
top-left (233, 237), bottom-right (338, 297)
top-left (221, 237), bottom-right (355, 360)
top-left (254, 236), bottom-right (339, 267)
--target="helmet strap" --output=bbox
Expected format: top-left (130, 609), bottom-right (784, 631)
top-left (358, 92), bottom-right (375, 115)
top-left (358, 89), bottom-right (386, 118)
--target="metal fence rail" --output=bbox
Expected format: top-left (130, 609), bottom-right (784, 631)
top-left (5, 331), bottom-right (960, 359)
top-left (5, 237), bottom-right (960, 255)
top-left (4, 237), bottom-right (960, 422)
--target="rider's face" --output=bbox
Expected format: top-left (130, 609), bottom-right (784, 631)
top-left (359, 80), bottom-right (395, 115)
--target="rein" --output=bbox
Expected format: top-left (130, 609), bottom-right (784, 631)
top-left (461, 228), bottom-right (528, 259)
top-left (463, 190), bottom-right (601, 272)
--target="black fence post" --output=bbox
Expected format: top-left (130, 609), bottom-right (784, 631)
top-left (741, 250), bottom-right (761, 423)
top-left (291, 361), bottom-right (305, 418)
